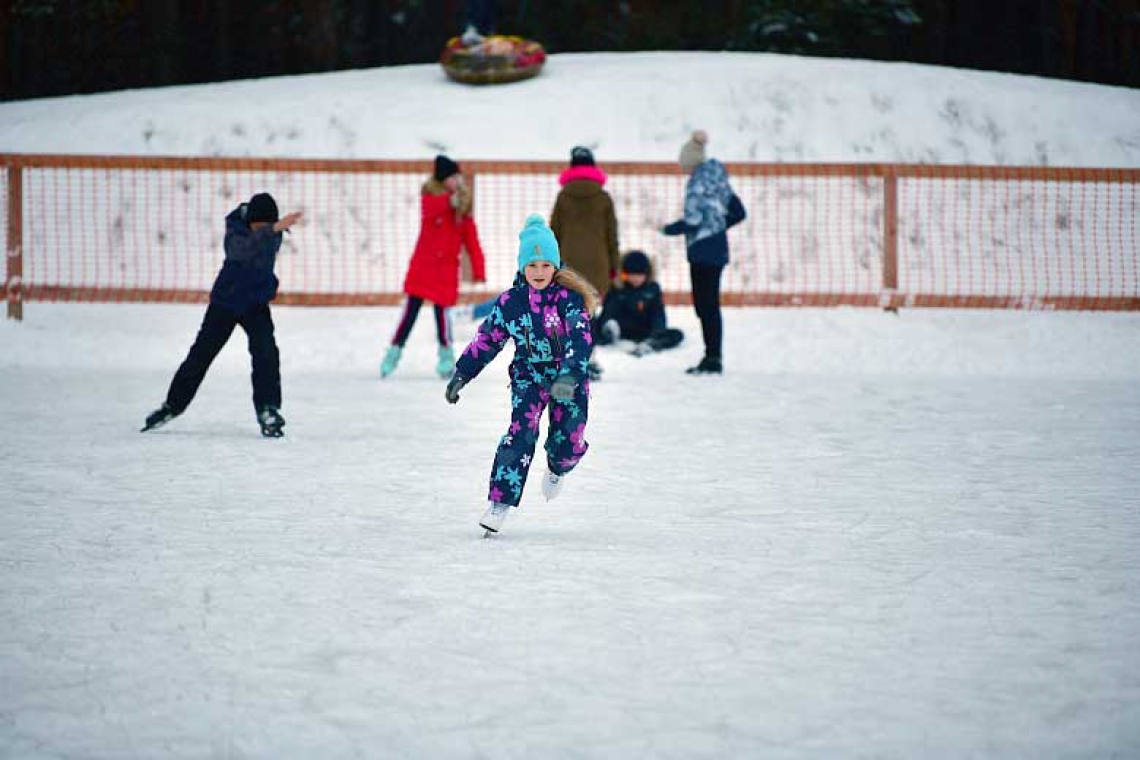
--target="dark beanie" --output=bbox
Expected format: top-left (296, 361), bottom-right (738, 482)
top-left (621, 250), bottom-right (650, 274)
top-left (247, 193), bottom-right (279, 224)
top-left (434, 155), bottom-right (460, 182)
top-left (570, 146), bottom-right (595, 167)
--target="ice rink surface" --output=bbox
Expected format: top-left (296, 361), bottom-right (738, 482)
top-left (2, 304), bottom-right (1139, 758)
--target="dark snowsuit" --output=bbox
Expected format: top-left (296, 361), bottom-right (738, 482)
top-left (165, 205), bottom-right (284, 414)
top-left (455, 274), bottom-right (594, 507)
top-left (598, 280), bottom-right (683, 352)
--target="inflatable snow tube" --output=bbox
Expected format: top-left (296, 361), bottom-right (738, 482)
top-left (440, 35), bottom-right (546, 85)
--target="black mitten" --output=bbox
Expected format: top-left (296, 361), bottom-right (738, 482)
top-left (445, 373), bottom-right (468, 404)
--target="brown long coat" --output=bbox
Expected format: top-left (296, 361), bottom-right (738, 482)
top-left (549, 168), bottom-right (620, 299)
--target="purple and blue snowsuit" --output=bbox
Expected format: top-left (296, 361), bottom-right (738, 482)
top-left (455, 273), bottom-right (594, 507)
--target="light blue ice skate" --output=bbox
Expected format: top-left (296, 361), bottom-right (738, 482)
top-left (381, 345), bottom-right (402, 377)
top-left (436, 345), bottom-right (455, 379)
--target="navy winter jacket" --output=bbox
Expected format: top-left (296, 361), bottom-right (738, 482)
top-left (599, 281), bottom-right (666, 342)
top-left (209, 205), bottom-right (283, 314)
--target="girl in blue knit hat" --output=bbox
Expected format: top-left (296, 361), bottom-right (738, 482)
top-left (444, 214), bottom-right (600, 535)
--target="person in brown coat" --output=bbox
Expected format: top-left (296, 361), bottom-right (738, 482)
top-left (549, 146), bottom-right (620, 379)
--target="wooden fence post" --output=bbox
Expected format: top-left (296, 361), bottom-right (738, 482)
top-left (6, 163), bottom-right (22, 321)
top-left (882, 166), bottom-right (899, 311)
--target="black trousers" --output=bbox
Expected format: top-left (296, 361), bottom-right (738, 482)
top-left (646, 328), bottom-right (685, 352)
top-left (689, 263), bottom-right (725, 360)
top-left (166, 302), bottom-right (281, 414)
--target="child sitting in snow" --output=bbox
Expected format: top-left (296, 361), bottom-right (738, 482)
top-left (597, 250), bottom-right (683, 356)
top-left (444, 214), bottom-right (599, 534)
top-left (382, 155), bottom-right (486, 379)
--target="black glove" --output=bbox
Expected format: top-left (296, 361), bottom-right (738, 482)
top-left (550, 373), bottom-right (577, 401)
top-left (445, 373), bottom-right (467, 404)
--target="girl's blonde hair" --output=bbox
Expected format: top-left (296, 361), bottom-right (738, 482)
top-left (554, 266), bottom-right (600, 314)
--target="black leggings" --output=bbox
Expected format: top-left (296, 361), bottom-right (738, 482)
top-left (689, 263), bottom-right (724, 360)
top-left (391, 296), bottom-right (450, 347)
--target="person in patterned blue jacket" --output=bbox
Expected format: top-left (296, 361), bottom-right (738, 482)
top-left (141, 193), bottom-right (303, 437)
top-left (445, 214), bottom-right (600, 534)
top-left (661, 130), bottom-right (746, 375)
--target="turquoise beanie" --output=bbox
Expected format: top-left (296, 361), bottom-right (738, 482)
top-left (517, 214), bottom-right (561, 273)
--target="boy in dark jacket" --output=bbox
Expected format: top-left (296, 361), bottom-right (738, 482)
top-left (141, 193), bottom-right (303, 437)
top-left (597, 250), bottom-right (683, 356)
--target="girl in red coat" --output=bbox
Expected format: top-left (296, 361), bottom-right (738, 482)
top-left (382, 155), bottom-right (486, 378)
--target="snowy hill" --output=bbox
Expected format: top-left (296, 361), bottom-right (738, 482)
top-left (2, 51), bottom-right (1139, 167)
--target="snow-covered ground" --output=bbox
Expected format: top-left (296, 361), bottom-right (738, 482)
top-left (3, 51), bottom-right (1140, 758)
top-left (2, 303), bottom-right (1139, 758)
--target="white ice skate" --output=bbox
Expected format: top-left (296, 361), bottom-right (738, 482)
top-left (479, 501), bottom-right (512, 534)
top-left (541, 471), bottom-right (564, 502)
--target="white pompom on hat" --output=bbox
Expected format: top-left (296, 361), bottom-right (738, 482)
top-left (678, 130), bottom-right (709, 171)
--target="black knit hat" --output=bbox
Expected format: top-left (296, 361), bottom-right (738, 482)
top-left (621, 250), bottom-right (650, 274)
top-left (433, 155), bottom-right (460, 182)
top-left (247, 193), bottom-right (279, 224)
top-left (570, 146), bottom-right (595, 167)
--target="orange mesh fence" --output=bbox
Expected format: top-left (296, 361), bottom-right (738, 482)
top-left (894, 166), bottom-right (1140, 309)
top-left (3, 154), bottom-right (1138, 319)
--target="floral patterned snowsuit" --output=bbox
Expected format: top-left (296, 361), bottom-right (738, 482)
top-left (455, 273), bottom-right (593, 507)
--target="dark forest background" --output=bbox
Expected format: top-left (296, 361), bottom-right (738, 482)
top-left (3, 0), bottom-right (1137, 102)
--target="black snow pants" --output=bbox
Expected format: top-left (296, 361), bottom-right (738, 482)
top-left (689, 262), bottom-right (725, 361)
top-left (165, 302), bottom-right (281, 414)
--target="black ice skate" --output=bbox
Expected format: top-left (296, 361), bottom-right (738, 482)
top-left (257, 406), bottom-right (286, 438)
top-left (685, 357), bottom-right (723, 375)
top-left (141, 403), bottom-right (180, 432)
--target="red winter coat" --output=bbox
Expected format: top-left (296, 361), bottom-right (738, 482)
top-left (403, 190), bottom-right (485, 307)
